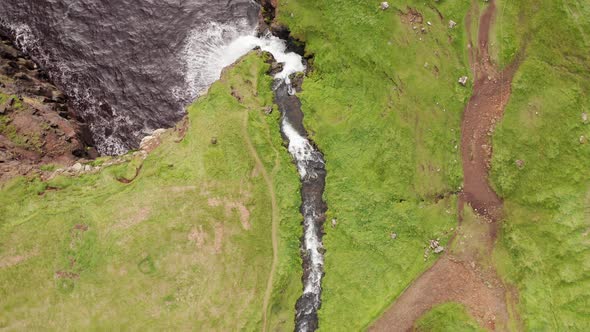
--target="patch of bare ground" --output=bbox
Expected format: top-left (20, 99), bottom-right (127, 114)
top-left (207, 197), bottom-right (252, 230)
top-left (0, 250), bottom-right (37, 269)
top-left (188, 225), bottom-right (207, 248)
top-left (371, 1), bottom-right (523, 330)
top-left (115, 207), bottom-right (151, 229)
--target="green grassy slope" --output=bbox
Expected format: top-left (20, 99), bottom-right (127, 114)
top-left (276, 0), bottom-right (473, 329)
top-left (490, 0), bottom-right (590, 330)
top-left (0, 54), bottom-right (302, 331)
top-left (414, 302), bottom-right (485, 332)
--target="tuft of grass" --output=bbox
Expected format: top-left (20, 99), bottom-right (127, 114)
top-left (414, 302), bottom-right (485, 332)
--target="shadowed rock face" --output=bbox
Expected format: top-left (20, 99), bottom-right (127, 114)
top-left (0, 0), bottom-right (259, 154)
top-left (0, 33), bottom-right (87, 181)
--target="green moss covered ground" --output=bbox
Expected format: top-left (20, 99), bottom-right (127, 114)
top-left (415, 302), bottom-right (485, 332)
top-left (490, 0), bottom-right (590, 330)
top-left (0, 54), bottom-right (302, 331)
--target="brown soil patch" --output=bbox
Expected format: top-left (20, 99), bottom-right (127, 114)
top-left (115, 207), bottom-right (151, 229)
top-left (371, 1), bottom-right (523, 330)
top-left (399, 7), bottom-right (424, 25)
top-left (371, 256), bottom-right (507, 332)
top-left (460, 0), bottom-right (520, 223)
top-left (174, 116), bottom-right (190, 142)
top-left (0, 251), bottom-right (37, 269)
top-left (188, 226), bottom-right (207, 248)
top-left (73, 224), bottom-right (89, 232)
top-left (214, 223), bottom-right (224, 253)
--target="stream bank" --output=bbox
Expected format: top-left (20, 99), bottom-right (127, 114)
top-left (256, 2), bottom-right (327, 329)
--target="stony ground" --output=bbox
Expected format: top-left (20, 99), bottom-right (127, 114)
top-left (0, 33), bottom-right (89, 182)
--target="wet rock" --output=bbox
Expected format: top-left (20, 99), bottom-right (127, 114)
top-left (14, 72), bottom-right (32, 82)
top-left (17, 58), bottom-right (36, 70)
top-left (268, 62), bottom-right (284, 76)
top-left (51, 90), bottom-right (66, 103)
top-left (380, 2), bottom-right (390, 10)
top-left (458, 76), bottom-right (468, 86)
top-left (449, 20), bottom-right (457, 29)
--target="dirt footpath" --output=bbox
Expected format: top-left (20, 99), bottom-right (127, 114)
top-left (370, 1), bottom-right (523, 330)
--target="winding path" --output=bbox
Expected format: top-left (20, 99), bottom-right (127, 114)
top-left (241, 110), bottom-right (279, 332)
top-left (370, 1), bottom-right (522, 330)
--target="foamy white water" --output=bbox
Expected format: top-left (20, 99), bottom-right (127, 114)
top-left (282, 119), bottom-right (325, 179)
top-left (182, 23), bottom-right (305, 99)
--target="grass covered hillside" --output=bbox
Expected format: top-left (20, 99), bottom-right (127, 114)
top-left (490, 0), bottom-right (590, 329)
top-left (276, 0), bottom-right (473, 329)
top-left (0, 54), bottom-right (302, 331)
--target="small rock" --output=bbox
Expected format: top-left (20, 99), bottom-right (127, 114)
top-left (458, 76), bottom-right (468, 86)
top-left (427, 21), bottom-right (432, 26)
top-left (210, 137), bottom-right (218, 145)
top-left (580, 135), bottom-right (587, 144)
top-left (449, 20), bottom-right (457, 29)
top-left (390, 233), bottom-right (397, 240)
top-left (264, 106), bottom-right (273, 115)
top-left (515, 159), bottom-right (525, 169)
top-left (139, 135), bottom-right (155, 150)
top-left (582, 112), bottom-right (588, 123)
top-left (72, 163), bottom-right (83, 172)
top-left (84, 165), bottom-right (92, 172)
top-left (380, 2), bottom-right (389, 10)
top-left (434, 246), bottom-right (445, 254)
top-left (331, 218), bottom-right (337, 228)
top-left (152, 128), bottom-right (166, 136)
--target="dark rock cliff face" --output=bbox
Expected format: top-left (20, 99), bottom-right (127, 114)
top-left (0, 33), bottom-right (87, 181)
top-left (0, 0), bottom-right (259, 155)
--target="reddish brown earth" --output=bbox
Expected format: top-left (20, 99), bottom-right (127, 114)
top-left (0, 34), bottom-right (90, 182)
top-left (370, 1), bottom-right (522, 331)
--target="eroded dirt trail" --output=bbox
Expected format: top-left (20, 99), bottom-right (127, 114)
top-left (461, 0), bottom-right (518, 222)
top-left (370, 1), bottom-right (521, 331)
